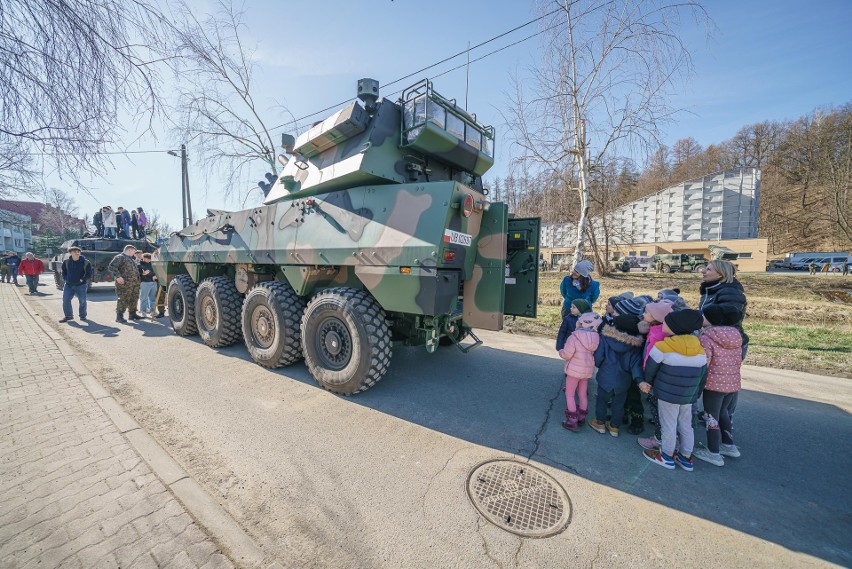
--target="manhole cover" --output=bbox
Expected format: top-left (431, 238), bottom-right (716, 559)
top-left (466, 459), bottom-right (571, 538)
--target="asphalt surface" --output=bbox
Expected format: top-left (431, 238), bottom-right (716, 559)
top-left (22, 280), bottom-right (852, 568)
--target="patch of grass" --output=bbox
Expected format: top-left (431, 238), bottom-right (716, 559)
top-left (505, 271), bottom-right (852, 377)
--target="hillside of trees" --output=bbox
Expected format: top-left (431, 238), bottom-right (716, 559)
top-left (491, 102), bottom-right (852, 256)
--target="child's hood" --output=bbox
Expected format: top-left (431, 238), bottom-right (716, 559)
top-left (601, 324), bottom-right (644, 352)
top-left (658, 334), bottom-right (705, 357)
top-left (701, 326), bottom-right (743, 350)
top-left (571, 328), bottom-right (600, 351)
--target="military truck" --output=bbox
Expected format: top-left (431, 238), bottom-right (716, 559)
top-left (152, 78), bottom-right (540, 395)
top-left (652, 253), bottom-right (707, 273)
top-left (50, 237), bottom-right (156, 290)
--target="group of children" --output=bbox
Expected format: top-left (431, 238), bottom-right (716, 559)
top-left (555, 288), bottom-right (744, 471)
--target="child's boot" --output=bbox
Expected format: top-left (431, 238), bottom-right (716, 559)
top-left (628, 414), bottom-right (644, 435)
top-left (577, 408), bottom-right (588, 426)
top-left (562, 412), bottom-right (580, 432)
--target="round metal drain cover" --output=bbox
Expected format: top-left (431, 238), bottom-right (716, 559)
top-left (466, 459), bottom-right (571, 538)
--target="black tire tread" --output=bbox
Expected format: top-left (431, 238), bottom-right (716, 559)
top-left (196, 276), bottom-right (243, 348)
top-left (242, 280), bottom-right (306, 368)
top-left (302, 287), bottom-right (392, 395)
top-left (169, 274), bottom-right (198, 336)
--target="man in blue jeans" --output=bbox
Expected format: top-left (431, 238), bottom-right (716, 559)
top-left (59, 246), bottom-right (93, 323)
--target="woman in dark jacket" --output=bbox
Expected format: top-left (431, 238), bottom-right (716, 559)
top-left (699, 260), bottom-right (748, 359)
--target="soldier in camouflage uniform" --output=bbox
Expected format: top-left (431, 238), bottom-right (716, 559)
top-left (108, 245), bottom-right (141, 323)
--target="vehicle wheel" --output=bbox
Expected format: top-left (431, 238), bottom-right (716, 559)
top-left (641, 267), bottom-right (648, 273)
top-left (54, 271), bottom-right (64, 290)
top-left (693, 264), bottom-right (707, 273)
top-left (168, 274), bottom-right (198, 336)
top-left (301, 288), bottom-right (392, 395)
top-left (242, 281), bottom-right (306, 368)
top-left (661, 264), bottom-right (672, 273)
top-left (195, 276), bottom-right (243, 348)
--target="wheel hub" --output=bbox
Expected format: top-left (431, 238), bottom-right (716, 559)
top-left (316, 317), bottom-right (352, 371)
top-left (251, 305), bottom-right (275, 349)
top-left (201, 296), bottom-right (217, 327)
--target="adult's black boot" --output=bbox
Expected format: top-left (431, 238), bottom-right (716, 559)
top-left (128, 311), bottom-right (141, 320)
top-left (116, 313), bottom-right (127, 323)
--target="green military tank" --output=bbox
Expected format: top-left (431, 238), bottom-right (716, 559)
top-left (153, 78), bottom-right (540, 394)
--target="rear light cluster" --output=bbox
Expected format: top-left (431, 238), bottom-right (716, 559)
top-left (443, 251), bottom-right (456, 261)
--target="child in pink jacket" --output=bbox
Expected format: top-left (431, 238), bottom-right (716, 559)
top-left (559, 312), bottom-right (602, 432)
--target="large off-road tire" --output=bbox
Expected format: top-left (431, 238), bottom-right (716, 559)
top-left (195, 276), bottom-right (243, 348)
top-left (301, 288), bottom-right (392, 395)
top-left (168, 275), bottom-right (198, 336)
top-left (54, 271), bottom-right (64, 290)
top-left (693, 264), bottom-right (707, 273)
top-left (661, 263), bottom-right (672, 273)
top-left (242, 281), bottom-right (306, 368)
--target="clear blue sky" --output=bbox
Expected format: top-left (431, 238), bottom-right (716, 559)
top-left (41, 0), bottom-right (852, 229)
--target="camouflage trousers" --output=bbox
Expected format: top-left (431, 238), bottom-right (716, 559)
top-left (116, 280), bottom-right (141, 314)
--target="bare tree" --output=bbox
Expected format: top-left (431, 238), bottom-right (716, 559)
top-left (0, 0), bottom-right (171, 183)
top-left (506, 1), bottom-right (709, 263)
top-left (41, 188), bottom-right (82, 238)
top-left (0, 140), bottom-right (37, 198)
top-left (169, 0), bottom-right (289, 203)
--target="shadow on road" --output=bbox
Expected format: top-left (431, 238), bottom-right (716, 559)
top-left (67, 319), bottom-right (121, 338)
top-left (340, 345), bottom-right (851, 566)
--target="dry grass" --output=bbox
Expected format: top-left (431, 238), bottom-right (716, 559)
top-left (504, 272), bottom-right (852, 377)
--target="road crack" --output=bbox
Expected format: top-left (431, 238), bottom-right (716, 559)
top-left (526, 381), bottom-right (563, 460)
top-left (475, 516), bottom-right (504, 568)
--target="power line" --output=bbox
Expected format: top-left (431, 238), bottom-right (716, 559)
top-left (266, 7), bottom-right (563, 133)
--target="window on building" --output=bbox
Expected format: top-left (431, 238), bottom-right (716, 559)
top-left (14, 239), bottom-right (23, 247)
top-left (611, 253), bottom-right (620, 261)
top-left (738, 252), bottom-right (752, 259)
top-left (628, 250), bottom-right (636, 256)
top-left (639, 250), bottom-right (648, 256)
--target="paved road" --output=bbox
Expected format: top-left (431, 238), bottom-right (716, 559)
top-left (24, 281), bottom-right (852, 568)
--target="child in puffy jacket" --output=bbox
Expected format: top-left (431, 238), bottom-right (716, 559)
top-left (639, 310), bottom-right (707, 472)
top-left (693, 304), bottom-right (744, 467)
top-left (555, 299), bottom-right (592, 351)
top-left (558, 311), bottom-right (602, 432)
top-left (591, 314), bottom-right (645, 437)
top-left (636, 300), bottom-right (675, 443)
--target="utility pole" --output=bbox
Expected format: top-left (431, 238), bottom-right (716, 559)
top-left (181, 145), bottom-right (193, 227)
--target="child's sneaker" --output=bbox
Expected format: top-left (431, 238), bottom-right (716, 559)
top-left (693, 447), bottom-right (725, 466)
top-left (588, 419), bottom-right (607, 434)
top-left (637, 436), bottom-right (660, 450)
top-left (719, 444), bottom-right (741, 458)
top-left (643, 449), bottom-right (675, 470)
top-left (605, 421), bottom-right (619, 437)
top-left (674, 453), bottom-right (694, 472)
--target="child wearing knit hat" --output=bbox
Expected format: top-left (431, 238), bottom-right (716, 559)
top-left (558, 311), bottom-right (602, 431)
top-left (693, 305), bottom-right (744, 467)
top-left (635, 301), bottom-right (674, 443)
top-left (639, 309), bottom-right (707, 471)
top-left (555, 298), bottom-right (593, 351)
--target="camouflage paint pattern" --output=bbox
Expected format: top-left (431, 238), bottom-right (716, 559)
top-left (153, 79), bottom-right (540, 346)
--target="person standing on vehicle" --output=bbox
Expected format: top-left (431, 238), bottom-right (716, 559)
top-left (102, 206), bottom-right (117, 238)
top-left (559, 259), bottom-right (601, 318)
top-left (136, 207), bottom-right (148, 239)
top-left (117, 207), bottom-right (131, 238)
top-left (93, 208), bottom-right (104, 237)
top-left (5, 251), bottom-right (20, 285)
top-left (19, 252), bottom-right (44, 295)
top-left (130, 208), bottom-right (140, 239)
top-left (59, 246), bottom-right (93, 323)
top-left (108, 245), bottom-right (141, 323)
top-left (137, 252), bottom-right (158, 318)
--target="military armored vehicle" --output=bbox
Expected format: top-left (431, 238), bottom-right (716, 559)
top-left (50, 237), bottom-right (156, 290)
top-left (152, 78), bottom-right (540, 395)
top-left (652, 253), bottom-right (707, 273)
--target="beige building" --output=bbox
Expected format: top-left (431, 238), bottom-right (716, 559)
top-left (541, 238), bottom-right (769, 272)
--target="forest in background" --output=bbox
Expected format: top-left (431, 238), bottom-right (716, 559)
top-left (490, 102), bottom-right (852, 256)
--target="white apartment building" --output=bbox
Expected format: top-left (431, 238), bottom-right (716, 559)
top-left (0, 209), bottom-right (33, 255)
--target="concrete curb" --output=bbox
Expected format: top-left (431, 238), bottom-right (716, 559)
top-left (15, 287), bottom-right (276, 569)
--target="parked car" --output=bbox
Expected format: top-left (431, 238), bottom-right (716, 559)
top-left (614, 256), bottom-right (653, 272)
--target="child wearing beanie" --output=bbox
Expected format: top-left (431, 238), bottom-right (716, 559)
top-left (636, 301), bottom-right (675, 444)
top-left (590, 314), bottom-right (645, 437)
top-left (639, 309), bottom-right (707, 471)
top-left (558, 311), bottom-right (602, 431)
top-left (693, 304), bottom-right (744, 467)
top-left (556, 298), bottom-right (592, 351)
